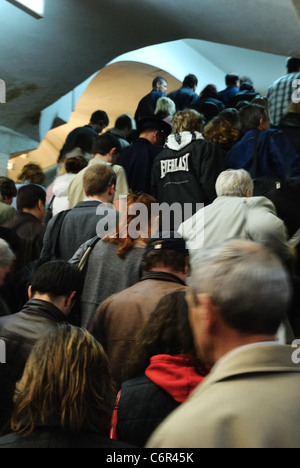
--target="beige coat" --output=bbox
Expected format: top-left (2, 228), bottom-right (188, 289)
top-left (146, 344), bottom-right (300, 448)
top-left (178, 196), bottom-right (292, 266)
top-left (68, 158), bottom-right (129, 209)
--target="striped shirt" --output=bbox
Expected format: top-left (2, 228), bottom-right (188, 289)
top-left (267, 72), bottom-right (300, 125)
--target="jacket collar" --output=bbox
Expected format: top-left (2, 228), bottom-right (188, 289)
top-left (16, 212), bottom-right (40, 223)
top-left (74, 200), bottom-right (103, 209)
top-left (197, 344), bottom-right (300, 392)
top-left (21, 299), bottom-right (68, 323)
top-left (140, 271), bottom-right (186, 286)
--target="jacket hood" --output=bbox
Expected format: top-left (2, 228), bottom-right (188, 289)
top-left (165, 131), bottom-right (204, 151)
top-left (145, 354), bottom-right (208, 403)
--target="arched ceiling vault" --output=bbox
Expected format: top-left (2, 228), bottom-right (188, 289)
top-left (0, 0), bottom-right (300, 143)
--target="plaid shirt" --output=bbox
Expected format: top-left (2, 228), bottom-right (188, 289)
top-left (267, 72), bottom-right (300, 125)
top-left (268, 72), bottom-right (300, 125)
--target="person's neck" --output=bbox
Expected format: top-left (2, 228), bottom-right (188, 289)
top-left (21, 208), bottom-right (39, 221)
top-left (139, 133), bottom-right (155, 145)
top-left (85, 194), bottom-right (113, 204)
top-left (30, 292), bottom-right (68, 316)
top-left (93, 154), bottom-right (112, 163)
top-left (213, 333), bottom-right (276, 365)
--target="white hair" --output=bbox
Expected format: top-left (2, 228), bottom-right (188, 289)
top-left (0, 238), bottom-right (15, 269)
top-left (216, 169), bottom-right (254, 198)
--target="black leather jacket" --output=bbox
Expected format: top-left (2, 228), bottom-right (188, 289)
top-left (0, 299), bottom-right (68, 435)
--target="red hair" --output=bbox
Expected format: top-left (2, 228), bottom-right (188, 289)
top-left (104, 192), bottom-right (157, 259)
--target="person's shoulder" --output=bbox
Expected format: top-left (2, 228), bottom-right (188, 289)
top-left (111, 163), bottom-right (127, 174)
top-left (0, 202), bottom-right (15, 212)
top-left (168, 89), bottom-right (179, 97)
top-left (246, 196), bottom-right (276, 211)
top-left (269, 73), bottom-right (292, 89)
top-left (0, 309), bottom-right (32, 339)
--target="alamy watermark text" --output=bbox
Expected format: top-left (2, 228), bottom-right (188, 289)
top-left (0, 339), bottom-right (6, 364)
top-left (0, 79), bottom-right (6, 104)
top-left (292, 79), bottom-right (300, 104)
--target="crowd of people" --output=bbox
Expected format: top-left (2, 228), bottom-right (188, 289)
top-left (0, 57), bottom-right (300, 448)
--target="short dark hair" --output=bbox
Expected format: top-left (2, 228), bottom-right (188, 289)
top-left (64, 156), bottom-right (88, 174)
top-left (225, 74), bottom-right (239, 86)
top-left (152, 76), bottom-right (166, 88)
top-left (30, 261), bottom-right (83, 298)
top-left (114, 115), bottom-right (133, 132)
top-left (141, 249), bottom-right (188, 273)
top-left (90, 110), bottom-right (109, 127)
top-left (239, 104), bottom-right (268, 133)
top-left (17, 184), bottom-right (46, 213)
top-left (92, 133), bottom-right (121, 155)
top-left (287, 57), bottom-right (300, 74)
top-left (0, 177), bottom-right (17, 199)
top-left (183, 74), bottom-right (198, 89)
top-left (83, 164), bottom-right (116, 196)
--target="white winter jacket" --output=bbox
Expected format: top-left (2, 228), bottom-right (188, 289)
top-left (52, 173), bottom-right (77, 217)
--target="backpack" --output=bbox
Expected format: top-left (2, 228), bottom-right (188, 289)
top-left (251, 132), bottom-right (300, 237)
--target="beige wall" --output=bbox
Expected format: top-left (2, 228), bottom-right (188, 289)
top-left (8, 61), bottom-right (180, 182)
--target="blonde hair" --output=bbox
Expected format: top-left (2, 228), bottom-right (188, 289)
top-left (155, 97), bottom-right (176, 116)
top-left (11, 325), bottom-right (115, 436)
top-left (173, 110), bottom-right (204, 134)
top-left (204, 117), bottom-right (241, 146)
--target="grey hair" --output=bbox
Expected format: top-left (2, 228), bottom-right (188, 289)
top-left (0, 238), bottom-right (15, 269)
top-left (216, 169), bottom-right (254, 197)
top-left (188, 239), bottom-right (291, 335)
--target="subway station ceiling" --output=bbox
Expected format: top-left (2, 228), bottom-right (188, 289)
top-left (0, 0), bottom-right (300, 142)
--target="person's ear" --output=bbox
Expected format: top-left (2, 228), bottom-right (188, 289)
top-left (258, 118), bottom-right (269, 131)
top-left (196, 294), bottom-right (219, 335)
top-left (38, 199), bottom-right (45, 211)
top-left (28, 285), bottom-right (33, 299)
top-left (64, 291), bottom-right (77, 309)
top-left (108, 184), bottom-right (115, 196)
top-left (108, 147), bottom-right (118, 161)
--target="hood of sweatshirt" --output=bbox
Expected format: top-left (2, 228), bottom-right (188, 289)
top-left (145, 354), bottom-right (209, 403)
top-left (165, 131), bottom-right (204, 151)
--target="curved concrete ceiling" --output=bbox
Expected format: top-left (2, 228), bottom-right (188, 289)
top-left (0, 0), bottom-right (300, 141)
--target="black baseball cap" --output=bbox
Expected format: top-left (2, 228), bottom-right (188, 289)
top-left (138, 117), bottom-right (172, 137)
top-left (146, 232), bottom-right (189, 255)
